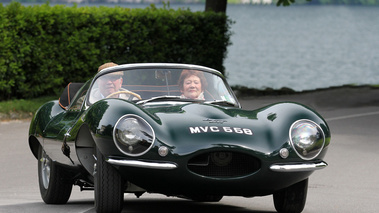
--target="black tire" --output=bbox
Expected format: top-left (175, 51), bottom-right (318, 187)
top-left (94, 147), bottom-right (124, 213)
top-left (273, 178), bottom-right (308, 213)
top-left (38, 146), bottom-right (73, 204)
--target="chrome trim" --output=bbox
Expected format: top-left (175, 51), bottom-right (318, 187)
top-left (270, 161), bottom-right (327, 172)
top-left (99, 63), bottom-right (222, 76)
top-left (107, 158), bottom-right (177, 170)
top-left (113, 114), bottom-right (155, 157)
top-left (289, 119), bottom-right (326, 160)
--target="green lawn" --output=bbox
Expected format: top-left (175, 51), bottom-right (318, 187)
top-left (0, 96), bottom-right (56, 120)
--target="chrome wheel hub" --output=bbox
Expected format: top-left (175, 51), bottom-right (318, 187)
top-left (40, 151), bottom-right (51, 189)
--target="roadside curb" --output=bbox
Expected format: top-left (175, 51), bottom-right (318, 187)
top-left (238, 85), bottom-right (379, 110)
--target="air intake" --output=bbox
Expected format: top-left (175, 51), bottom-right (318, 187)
top-left (187, 151), bottom-right (260, 178)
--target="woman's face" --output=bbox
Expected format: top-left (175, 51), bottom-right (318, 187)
top-left (181, 75), bottom-right (202, 99)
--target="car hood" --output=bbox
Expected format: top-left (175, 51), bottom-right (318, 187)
top-left (88, 99), bottom-right (327, 157)
top-left (141, 102), bottom-right (286, 155)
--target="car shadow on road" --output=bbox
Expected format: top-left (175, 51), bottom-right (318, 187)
top-left (116, 198), bottom-right (275, 213)
top-left (0, 198), bottom-right (275, 213)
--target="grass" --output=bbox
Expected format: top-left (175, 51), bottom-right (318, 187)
top-left (0, 96), bottom-right (56, 120)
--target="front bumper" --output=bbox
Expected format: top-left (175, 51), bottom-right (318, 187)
top-left (269, 161), bottom-right (327, 172)
top-left (106, 157), bottom-right (327, 197)
top-left (107, 158), bottom-right (177, 170)
top-left (107, 157), bottom-right (327, 172)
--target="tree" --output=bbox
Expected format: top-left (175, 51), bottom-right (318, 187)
top-left (276, 0), bottom-right (312, 6)
top-left (205, 0), bottom-right (227, 12)
top-left (204, 0), bottom-right (312, 13)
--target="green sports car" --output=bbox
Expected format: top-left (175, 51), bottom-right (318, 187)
top-left (28, 63), bottom-right (330, 213)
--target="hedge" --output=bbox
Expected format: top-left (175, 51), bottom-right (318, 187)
top-left (0, 2), bottom-right (232, 100)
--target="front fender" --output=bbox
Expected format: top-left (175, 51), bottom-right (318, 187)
top-left (82, 99), bottom-right (159, 156)
top-left (256, 102), bottom-right (331, 160)
top-left (28, 100), bottom-right (65, 159)
top-left (258, 102), bottom-right (330, 142)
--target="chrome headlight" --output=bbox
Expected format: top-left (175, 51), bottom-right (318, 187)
top-left (113, 114), bottom-right (155, 156)
top-left (289, 119), bottom-right (325, 160)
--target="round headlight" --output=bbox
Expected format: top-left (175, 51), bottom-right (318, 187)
top-left (113, 114), bottom-right (155, 156)
top-left (289, 119), bottom-right (325, 160)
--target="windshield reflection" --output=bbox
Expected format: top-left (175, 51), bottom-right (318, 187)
top-left (89, 68), bottom-right (237, 106)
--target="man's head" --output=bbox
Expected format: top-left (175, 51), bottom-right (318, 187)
top-left (97, 62), bottom-right (123, 97)
top-left (98, 62), bottom-right (118, 72)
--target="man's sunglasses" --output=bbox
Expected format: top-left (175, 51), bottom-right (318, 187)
top-left (102, 76), bottom-right (122, 81)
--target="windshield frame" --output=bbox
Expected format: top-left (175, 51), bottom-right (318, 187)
top-left (85, 63), bottom-right (241, 108)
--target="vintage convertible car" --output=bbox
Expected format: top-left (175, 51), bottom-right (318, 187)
top-left (28, 63), bottom-right (330, 213)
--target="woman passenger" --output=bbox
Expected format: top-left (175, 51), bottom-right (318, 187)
top-left (178, 70), bottom-right (208, 100)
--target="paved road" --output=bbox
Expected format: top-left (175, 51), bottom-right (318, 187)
top-left (1, 90), bottom-right (379, 212)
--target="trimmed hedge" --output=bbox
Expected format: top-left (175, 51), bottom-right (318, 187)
top-left (0, 2), bottom-right (232, 100)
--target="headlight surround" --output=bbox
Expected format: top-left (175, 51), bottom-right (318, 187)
top-left (289, 119), bottom-right (325, 160)
top-left (113, 114), bottom-right (155, 156)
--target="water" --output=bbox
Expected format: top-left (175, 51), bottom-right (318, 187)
top-left (13, 3), bottom-right (379, 91)
top-left (156, 4), bottom-right (379, 91)
top-left (224, 5), bottom-right (379, 91)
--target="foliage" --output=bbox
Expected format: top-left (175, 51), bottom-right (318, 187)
top-left (0, 2), bottom-right (232, 101)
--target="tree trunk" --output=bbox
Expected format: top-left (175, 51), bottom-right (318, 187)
top-left (205, 0), bottom-right (227, 13)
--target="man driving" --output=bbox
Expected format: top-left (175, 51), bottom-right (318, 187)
top-left (90, 62), bottom-right (140, 102)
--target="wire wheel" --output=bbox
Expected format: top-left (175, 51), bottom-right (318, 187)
top-left (38, 146), bottom-right (72, 204)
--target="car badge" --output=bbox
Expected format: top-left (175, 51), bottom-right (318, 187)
top-left (203, 118), bottom-right (227, 124)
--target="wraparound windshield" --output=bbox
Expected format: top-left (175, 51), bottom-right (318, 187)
top-left (89, 68), bottom-right (238, 106)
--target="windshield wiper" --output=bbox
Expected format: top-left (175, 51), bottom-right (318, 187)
top-left (205, 100), bottom-right (237, 107)
top-left (137, 96), bottom-right (183, 105)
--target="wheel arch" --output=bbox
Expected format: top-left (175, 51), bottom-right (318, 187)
top-left (29, 135), bottom-right (41, 159)
top-left (75, 123), bottom-right (96, 176)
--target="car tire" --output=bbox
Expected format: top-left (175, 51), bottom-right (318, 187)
top-left (38, 146), bottom-right (73, 204)
top-left (94, 147), bottom-right (124, 213)
top-left (273, 178), bottom-right (308, 213)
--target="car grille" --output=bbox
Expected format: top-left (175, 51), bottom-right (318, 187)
top-left (187, 151), bottom-right (261, 178)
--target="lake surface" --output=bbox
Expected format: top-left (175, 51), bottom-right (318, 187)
top-left (17, 3), bottom-right (379, 91)
top-left (224, 5), bottom-right (379, 91)
top-left (140, 4), bottom-right (379, 91)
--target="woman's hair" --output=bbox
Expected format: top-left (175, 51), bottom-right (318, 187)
top-left (178, 69), bottom-right (208, 91)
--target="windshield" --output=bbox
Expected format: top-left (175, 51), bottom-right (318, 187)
top-left (88, 68), bottom-right (238, 106)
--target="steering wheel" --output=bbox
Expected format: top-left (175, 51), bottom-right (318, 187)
top-left (106, 90), bottom-right (142, 100)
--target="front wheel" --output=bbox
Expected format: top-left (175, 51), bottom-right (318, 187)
top-left (94, 147), bottom-right (124, 213)
top-left (38, 146), bottom-right (73, 204)
top-left (273, 178), bottom-right (308, 213)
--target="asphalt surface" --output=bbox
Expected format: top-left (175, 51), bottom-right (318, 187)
top-left (1, 87), bottom-right (379, 213)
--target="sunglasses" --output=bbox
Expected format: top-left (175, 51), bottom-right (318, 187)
top-left (102, 75), bottom-right (122, 81)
